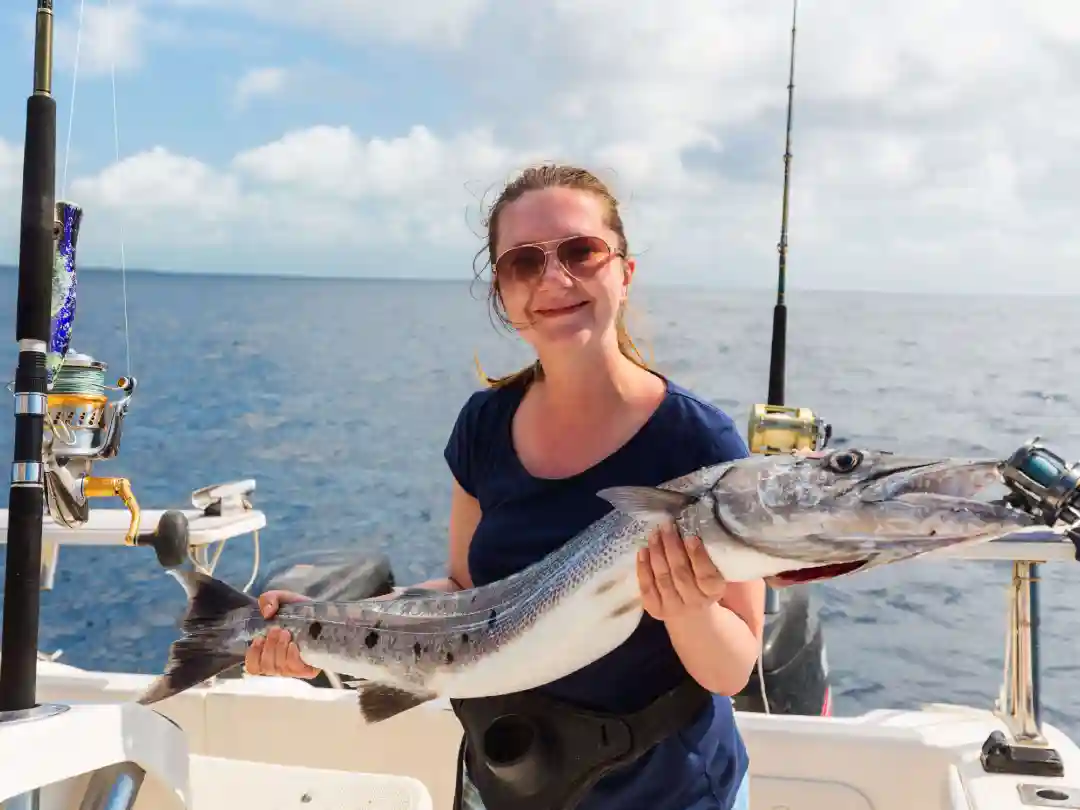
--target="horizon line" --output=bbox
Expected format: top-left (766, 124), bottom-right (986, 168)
top-left (0, 263), bottom-right (1074, 298)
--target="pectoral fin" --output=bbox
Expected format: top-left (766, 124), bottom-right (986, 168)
top-left (596, 486), bottom-right (695, 525)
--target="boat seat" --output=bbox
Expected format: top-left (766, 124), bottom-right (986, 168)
top-left (187, 755), bottom-right (433, 810)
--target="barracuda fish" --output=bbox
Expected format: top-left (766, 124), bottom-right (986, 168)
top-left (138, 448), bottom-right (1036, 722)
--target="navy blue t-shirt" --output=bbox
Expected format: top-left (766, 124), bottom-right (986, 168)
top-left (444, 373), bottom-right (751, 810)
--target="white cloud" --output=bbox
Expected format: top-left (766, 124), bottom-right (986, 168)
top-left (232, 125), bottom-right (514, 200)
top-left (42, 126), bottom-right (544, 266)
top-left (232, 67), bottom-right (290, 109)
top-left (72, 146), bottom-right (240, 218)
top-left (3, 0), bottom-right (1080, 292)
top-left (54, 2), bottom-right (146, 77)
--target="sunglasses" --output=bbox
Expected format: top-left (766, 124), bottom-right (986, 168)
top-left (493, 235), bottom-right (624, 286)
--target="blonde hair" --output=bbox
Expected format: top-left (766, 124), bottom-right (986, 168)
top-left (472, 164), bottom-right (649, 388)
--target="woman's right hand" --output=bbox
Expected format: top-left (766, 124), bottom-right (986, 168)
top-left (245, 590), bottom-right (321, 679)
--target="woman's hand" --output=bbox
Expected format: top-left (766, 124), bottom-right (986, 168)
top-left (244, 590), bottom-right (321, 679)
top-left (637, 521), bottom-right (727, 622)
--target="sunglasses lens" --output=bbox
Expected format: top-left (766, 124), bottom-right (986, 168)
top-left (556, 236), bottom-right (612, 278)
top-left (496, 245), bottom-right (547, 284)
top-left (494, 236), bottom-right (615, 284)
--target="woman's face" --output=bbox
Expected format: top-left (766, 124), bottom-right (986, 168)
top-left (492, 187), bottom-right (634, 356)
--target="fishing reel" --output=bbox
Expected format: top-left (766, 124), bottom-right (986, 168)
top-left (36, 201), bottom-right (142, 585)
top-left (999, 438), bottom-right (1080, 558)
top-left (747, 404), bottom-right (832, 456)
top-left (43, 352), bottom-right (139, 529)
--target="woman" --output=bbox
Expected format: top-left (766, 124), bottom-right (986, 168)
top-left (249, 164), bottom-right (763, 810)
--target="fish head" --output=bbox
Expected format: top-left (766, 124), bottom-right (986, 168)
top-left (720, 448), bottom-right (1004, 506)
top-left (709, 448), bottom-right (1037, 584)
top-left (596, 448), bottom-right (1037, 586)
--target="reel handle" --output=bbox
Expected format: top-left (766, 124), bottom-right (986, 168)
top-left (135, 510), bottom-right (189, 569)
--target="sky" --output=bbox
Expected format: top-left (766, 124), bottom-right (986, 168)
top-left (0, 1), bottom-right (1077, 292)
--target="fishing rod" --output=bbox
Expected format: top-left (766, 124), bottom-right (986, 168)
top-left (1, 0), bottom-right (58, 713)
top-left (741, 0), bottom-right (833, 717)
top-left (1, 1), bottom-right (189, 720)
top-left (760, 0), bottom-right (799, 623)
top-left (747, 0), bottom-right (828, 461)
top-left (768, 0), bottom-right (797, 408)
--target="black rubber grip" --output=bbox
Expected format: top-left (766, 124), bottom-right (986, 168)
top-left (16, 93), bottom-right (57, 343)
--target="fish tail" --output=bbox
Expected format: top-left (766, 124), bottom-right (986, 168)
top-left (137, 569), bottom-right (258, 706)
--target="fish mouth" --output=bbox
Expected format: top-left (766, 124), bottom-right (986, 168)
top-left (770, 560), bottom-right (869, 587)
top-left (853, 457), bottom-right (1006, 503)
top-left (765, 458), bottom-right (1028, 587)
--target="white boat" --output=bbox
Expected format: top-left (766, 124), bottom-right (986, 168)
top-left (2, 489), bottom-right (1080, 810)
top-left (5, 1), bottom-right (1080, 809)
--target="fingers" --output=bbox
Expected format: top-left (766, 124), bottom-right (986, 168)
top-left (637, 525), bottom-right (681, 617)
top-left (686, 535), bottom-right (726, 598)
top-left (637, 548), bottom-right (662, 619)
top-left (244, 637), bottom-right (264, 675)
top-left (645, 526), bottom-right (675, 610)
top-left (285, 639), bottom-right (321, 679)
top-left (247, 589), bottom-right (319, 679)
top-left (259, 627), bottom-right (288, 674)
top-left (257, 589), bottom-right (310, 619)
top-left (638, 523), bottom-right (726, 618)
top-left (245, 627), bottom-right (320, 678)
top-left (658, 522), bottom-right (702, 604)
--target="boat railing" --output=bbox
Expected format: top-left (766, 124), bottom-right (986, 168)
top-left (4, 443), bottom-right (1078, 784)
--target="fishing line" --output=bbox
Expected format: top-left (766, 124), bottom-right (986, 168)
top-left (56, 0), bottom-right (133, 382)
top-left (106, 0), bottom-right (133, 380)
top-left (50, 363), bottom-right (106, 397)
top-left (60, 0), bottom-right (87, 201)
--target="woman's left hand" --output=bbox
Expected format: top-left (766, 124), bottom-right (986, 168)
top-left (637, 521), bottom-right (727, 622)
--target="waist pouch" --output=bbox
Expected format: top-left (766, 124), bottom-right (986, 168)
top-left (450, 677), bottom-right (711, 810)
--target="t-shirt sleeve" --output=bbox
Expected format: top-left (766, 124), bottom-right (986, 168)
top-left (708, 417), bottom-right (750, 463)
top-left (444, 390), bottom-right (485, 497)
top-left (685, 402), bottom-right (750, 471)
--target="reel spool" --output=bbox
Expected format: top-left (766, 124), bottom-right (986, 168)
top-left (48, 352), bottom-right (111, 453)
top-left (1000, 437), bottom-right (1080, 537)
top-left (747, 404), bottom-right (831, 456)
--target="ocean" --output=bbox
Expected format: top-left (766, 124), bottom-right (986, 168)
top-left (0, 266), bottom-right (1078, 735)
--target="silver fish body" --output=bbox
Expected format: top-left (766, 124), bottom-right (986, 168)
top-left (138, 448), bottom-right (1035, 722)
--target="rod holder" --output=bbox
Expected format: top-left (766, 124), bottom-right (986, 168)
top-left (0, 703), bottom-right (71, 810)
top-left (981, 560), bottom-right (1064, 778)
top-left (999, 561), bottom-right (1044, 743)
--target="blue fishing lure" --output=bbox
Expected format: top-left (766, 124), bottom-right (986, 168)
top-left (48, 201), bottom-right (82, 386)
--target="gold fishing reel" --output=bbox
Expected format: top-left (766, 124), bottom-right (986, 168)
top-left (43, 352), bottom-right (142, 552)
top-left (747, 403), bottom-right (831, 456)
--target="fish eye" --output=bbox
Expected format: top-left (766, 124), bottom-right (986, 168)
top-left (827, 450), bottom-right (863, 473)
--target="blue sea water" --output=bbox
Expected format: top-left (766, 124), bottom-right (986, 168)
top-left (1, 266), bottom-right (1078, 735)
